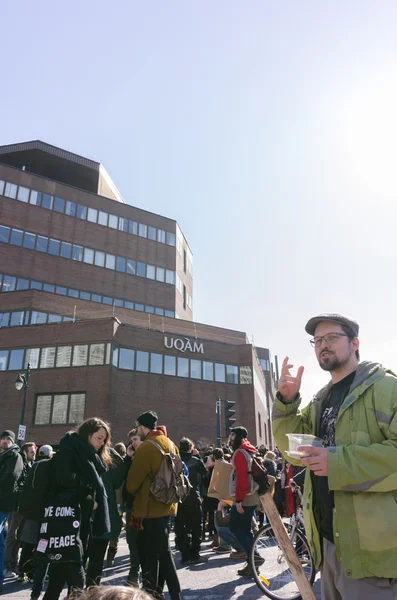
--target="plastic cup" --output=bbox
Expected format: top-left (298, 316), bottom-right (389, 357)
top-left (285, 433), bottom-right (324, 458)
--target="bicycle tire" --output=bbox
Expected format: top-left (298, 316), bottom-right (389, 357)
top-left (249, 523), bottom-right (316, 600)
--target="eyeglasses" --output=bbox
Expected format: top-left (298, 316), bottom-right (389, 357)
top-left (310, 333), bottom-right (349, 348)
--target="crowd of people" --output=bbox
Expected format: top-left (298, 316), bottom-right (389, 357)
top-left (0, 414), bottom-right (293, 600)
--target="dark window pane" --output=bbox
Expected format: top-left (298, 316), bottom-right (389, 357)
top-left (80, 291), bottom-right (90, 300)
top-left (166, 232), bottom-right (176, 246)
top-left (41, 194), bottom-right (53, 210)
top-left (92, 294), bottom-right (102, 303)
top-left (68, 289), bottom-right (79, 298)
top-left (108, 214), bottom-right (118, 229)
top-left (53, 197), bottom-right (65, 213)
top-left (43, 283), bottom-right (55, 293)
top-left (23, 311), bottom-right (30, 325)
top-left (126, 259), bottom-right (136, 275)
top-left (9, 349), bottom-right (24, 370)
top-left (10, 229), bottom-right (23, 246)
top-left (116, 256), bottom-right (126, 272)
top-left (119, 348), bottom-right (135, 370)
top-left (137, 262), bottom-right (146, 277)
top-left (0, 226), bottom-right (10, 243)
top-left (56, 286), bottom-right (67, 296)
top-left (118, 218), bottom-right (128, 232)
top-left (0, 312), bottom-right (10, 327)
top-left (48, 239), bottom-right (60, 256)
top-left (36, 236), bottom-right (48, 252)
top-left (60, 242), bottom-right (72, 259)
top-left (76, 204), bottom-right (87, 220)
top-left (0, 350), bottom-right (9, 370)
top-left (114, 299), bottom-right (123, 307)
top-left (23, 232), bottom-right (36, 250)
top-left (2, 276), bottom-right (16, 292)
top-left (30, 281), bottom-right (42, 290)
top-left (72, 245), bottom-right (83, 261)
top-left (138, 223), bottom-right (147, 238)
top-left (128, 220), bottom-right (138, 235)
top-left (136, 351), bottom-right (149, 372)
top-left (17, 278), bottom-right (29, 291)
top-left (65, 201), bottom-right (76, 217)
top-left (102, 296), bottom-right (113, 305)
top-left (29, 191), bottom-right (42, 206)
top-left (10, 311), bottom-right (24, 327)
top-left (226, 365), bottom-right (239, 384)
top-left (148, 226), bottom-right (157, 241)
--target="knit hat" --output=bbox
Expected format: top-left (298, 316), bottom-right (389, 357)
top-left (38, 444), bottom-right (53, 457)
top-left (265, 451), bottom-right (276, 461)
top-left (230, 426), bottom-right (248, 439)
top-left (0, 430), bottom-right (15, 443)
top-left (136, 411), bottom-right (158, 430)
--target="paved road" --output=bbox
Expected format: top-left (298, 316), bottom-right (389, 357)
top-left (2, 534), bottom-right (321, 599)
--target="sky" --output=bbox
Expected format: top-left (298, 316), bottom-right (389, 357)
top-left (1, 1), bottom-right (397, 404)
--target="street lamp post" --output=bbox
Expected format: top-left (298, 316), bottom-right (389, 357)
top-left (15, 362), bottom-right (31, 437)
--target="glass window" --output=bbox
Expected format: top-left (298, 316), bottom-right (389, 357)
top-left (0, 350), bottom-right (9, 370)
top-left (29, 190), bottom-right (42, 206)
top-left (177, 357), bottom-right (189, 378)
top-left (4, 182), bottom-right (17, 199)
top-left (135, 303), bottom-right (144, 312)
top-left (52, 394), bottom-right (68, 424)
top-left (68, 288), bottom-right (79, 298)
top-left (76, 204), bottom-right (87, 220)
top-left (25, 348), bottom-right (40, 369)
top-left (79, 291), bottom-right (90, 301)
top-left (17, 186), bottom-right (30, 203)
top-left (23, 232), bottom-right (36, 250)
top-left (148, 226), bottom-right (156, 241)
top-left (41, 194), bottom-right (53, 210)
top-left (137, 262), bottom-right (146, 277)
top-left (138, 223), bottom-right (147, 238)
top-left (10, 311), bottom-right (24, 327)
top-left (157, 229), bottom-right (166, 243)
top-left (155, 308), bottom-right (164, 316)
top-left (190, 359), bottom-right (202, 379)
top-left (147, 265), bottom-right (155, 280)
top-left (43, 283), bottom-right (55, 293)
top-left (98, 211), bottom-right (108, 226)
top-left (94, 250), bottom-right (105, 267)
top-left (203, 361), bottom-right (214, 381)
top-left (10, 229), bottom-right (23, 246)
top-left (35, 395), bottom-right (52, 425)
top-left (116, 256), bottom-right (126, 272)
top-left (3, 275), bottom-right (16, 292)
top-left (240, 366), bottom-right (253, 384)
top-left (119, 348), bottom-right (135, 370)
top-left (53, 197), bottom-right (65, 213)
top-left (69, 393), bottom-right (85, 424)
top-left (16, 278), bottom-right (29, 290)
top-left (56, 346), bottom-right (72, 367)
top-left (31, 311), bottom-right (47, 324)
top-left (56, 286), bottom-right (67, 295)
top-left (36, 236), bottom-right (48, 253)
top-left (9, 349), bottom-right (24, 370)
top-left (128, 220), bottom-right (138, 235)
top-left (0, 180), bottom-right (4, 194)
top-left (126, 259), bottom-right (136, 275)
top-left (112, 346), bottom-right (119, 367)
top-left (105, 343), bottom-right (111, 365)
top-left (125, 301), bottom-right (134, 310)
top-left (65, 200), bottom-right (77, 217)
top-left (48, 239), bottom-right (60, 256)
top-left (114, 299), bottom-right (123, 307)
top-left (108, 214), bottom-right (118, 229)
top-left (165, 310), bottom-right (174, 318)
top-left (92, 294), bottom-right (102, 303)
top-left (146, 306), bottom-right (154, 314)
top-left (215, 363), bottom-right (226, 383)
top-left (23, 311), bottom-right (30, 325)
top-left (72, 245), bottom-right (83, 261)
top-left (83, 248), bottom-right (94, 264)
top-left (0, 225), bottom-right (10, 243)
top-left (226, 365), bottom-right (239, 384)
top-left (166, 232), bottom-right (176, 246)
top-left (87, 208), bottom-right (98, 223)
top-left (60, 242), bottom-right (72, 259)
top-left (30, 281), bottom-right (42, 290)
top-left (48, 314), bottom-right (62, 323)
top-left (63, 316), bottom-right (74, 322)
top-left (118, 217), bottom-right (128, 232)
top-left (136, 351), bottom-right (149, 372)
top-left (89, 343), bottom-right (105, 365)
top-left (105, 254), bottom-right (115, 270)
top-left (166, 270), bottom-right (175, 285)
top-left (102, 296), bottom-right (113, 305)
top-left (40, 347), bottom-right (56, 369)
top-left (0, 312), bottom-right (10, 327)
top-left (156, 267), bottom-right (165, 282)
top-left (73, 345), bottom-right (88, 366)
top-left (150, 353), bottom-right (163, 374)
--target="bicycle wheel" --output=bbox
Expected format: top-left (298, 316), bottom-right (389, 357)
top-left (249, 523), bottom-right (316, 600)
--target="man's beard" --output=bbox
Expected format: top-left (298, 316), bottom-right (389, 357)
top-left (232, 435), bottom-right (244, 452)
top-left (318, 351), bottom-right (349, 372)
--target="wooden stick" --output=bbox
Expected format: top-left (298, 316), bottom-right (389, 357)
top-left (259, 493), bottom-right (316, 600)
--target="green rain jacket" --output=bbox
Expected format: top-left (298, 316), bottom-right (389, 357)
top-left (272, 361), bottom-right (397, 580)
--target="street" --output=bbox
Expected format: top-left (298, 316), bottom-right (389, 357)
top-left (2, 534), bottom-right (321, 599)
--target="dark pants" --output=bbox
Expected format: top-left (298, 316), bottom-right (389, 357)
top-left (18, 542), bottom-right (35, 578)
top-left (174, 503), bottom-right (202, 561)
top-left (126, 524), bottom-right (140, 585)
top-left (43, 563), bottom-right (85, 600)
top-left (229, 505), bottom-right (256, 557)
top-left (137, 517), bottom-right (181, 600)
top-left (31, 558), bottom-right (49, 598)
top-left (86, 538), bottom-right (109, 587)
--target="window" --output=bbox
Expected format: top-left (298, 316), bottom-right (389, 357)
top-left (125, 301), bottom-right (134, 310)
top-left (17, 186), bottom-right (30, 203)
top-left (226, 365), bottom-right (239, 384)
top-left (31, 311), bottom-right (47, 324)
top-left (65, 201), bottom-right (77, 217)
top-left (41, 194), bottom-right (53, 210)
top-left (146, 306), bottom-right (154, 314)
top-left (164, 355), bottom-right (176, 376)
top-left (92, 294), bottom-right (102, 303)
top-left (9, 349), bottom-right (24, 370)
top-left (258, 412), bottom-right (262, 438)
top-left (105, 254), bottom-right (115, 270)
top-left (48, 314), bottom-right (62, 323)
top-left (112, 346), bottom-right (119, 367)
top-left (114, 299), bottom-right (123, 307)
top-left (72, 245), bottom-right (83, 261)
top-left (0, 225), bottom-right (10, 243)
top-left (40, 347), bottom-right (56, 369)
top-left (147, 265), bottom-right (156, 280)
top-left (3, 275), bottom-right (16, 292)
top-left (184, 250), bottom-right (187, 273)
top-left (156, 267), bottom-right (165, 283)
top-left (177, 357), bottom-right (189, 378)
top-left (116, 256), bottom-right (126, 272)
top-left (56, 346), bottom-right (72, 367)
top-left (98, 211), bottom-right (108, 226)
top-left (60, 242), bottom-right (72, 259)
top-left (0, 313), bottom-right (10, 327)
top-left (203, 362), bottom-right (214, 381)
top-left (89, 344), bottom-right (105, 365)
top-left (56, 286), bottom-right (67, 296)
top-left (183, 285), bottom-right (187, 310)
top-left (10, 311), bottom-right (24, 327)
top-left (35, 395), bottom-right (52, 425)
top-left (0, 350), bottom-right (9, 370)
top-left (69, 393), bottom-right (85, 423)
top-left (128, 220), bottom-right (138, 235)
top-left (102, 296), bottom-right (112, 305)
top-left (155, 308), bottom-right (164, 316)
top-left (87, 208), bottom-right (98, 223)
top-left (148, 226), bottom-right (157, 241)
top-left (36, 236), bottom-right (48, 253)
top-left (17, 278), bottom-right (29, 290)
top-left (25, 348), bottom-right (40, 369)
top-left (30, 281), bottom-right (42, 290)
top-left (23, 232), bottom-right (36, 250)
top-left (76, 204), bottom-right (87, 220)
top-left (136, 351), bottom-right (149, 372)
top-left (83, 248), bottom-right (94, 264)
top-left (137, 262), bottom-right (146, 277)
top-left (135, 303), bottom-right (144, 311)
top-left (215, 363), bottom-right (226, 383)
top-left (240, 366), bottom-right (252, 384)
top-left (119, 348), bottom-right (135, 370)
top-left (0, 180), bottom-right (4, 195)
top-left (4, 182), bottom-right (17, 199)
top-left (166, 232), bottom-right (176, 246)
top-left (108, 214), bottom-right (118, 229)
top-left (126, 259), bottom-right (136, 275)
top-left (29, 191), bottom-right (41, 206)
top-left (94, 251), bottom-right (105, 267)
top-left (52, 395), bottom-right (69, 424)
top-left (10, 229), bottom-right (23, 246)
top-left (48, 239), bottom-right (60, 256)
top-left (73, 345), bottom-right (88, 366)
top-left (165, 310), bottom-right (174, 318)
top-left (43, 283), bottom-right (55, 293)
top-left (79, 291), bottom-right (90, 301)
top-left (53, 197), bottom-right (65, 213)
top-left (166, 270), bottom-right (175, 285)
top-left (190, 359), bottom-right (202, 379)
top-left (157, 229), bottom-right (166, 243)
top-left (118, 217), bottom-right (128, 232)
top-left (150, 353), bottom-right (163, 374)
top-left (138, 223), bottom-right (147, 238)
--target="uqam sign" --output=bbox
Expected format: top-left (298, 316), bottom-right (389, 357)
top-left (164, 336), bottom-right (204, 354)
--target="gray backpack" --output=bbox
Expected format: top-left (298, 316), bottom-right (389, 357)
top-left (229, 448), bottom-right (259, 498)
top-left (146, 439), bottom-right (191, 504)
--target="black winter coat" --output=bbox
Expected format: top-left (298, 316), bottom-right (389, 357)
top-left (180, 452), bottom-right (207, 506)
top-left (0, 444), bottom-right (24, 512)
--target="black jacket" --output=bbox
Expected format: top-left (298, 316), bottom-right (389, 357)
top-left (0, 444), bottom-right (24, 512)
top-left (19, 458), bottom-right (53, 521)
top-left (181, 452), bottom-right (207, 506)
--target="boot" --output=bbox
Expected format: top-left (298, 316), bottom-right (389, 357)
top-left (237, 562), bottom-right (257, 577)
top-left (210, 533), bottom-right (219, 548)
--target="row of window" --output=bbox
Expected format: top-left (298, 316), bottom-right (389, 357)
top-left (0, 342), bottom-right (253, 386)
top-left (35, 393), bottom-right (85, 426)
top-left (176, 275), bottom-right (193, 310)
top-left (0, 272), bottom-right (175, 318)
top-left (0, 310), bottom-right (74, 328)
top-left (0, 179), bottom-right (177, 248)
top-left (176, 226), bottom-right (193, 275)
top-left (0, 224), bottom-right (176, 285)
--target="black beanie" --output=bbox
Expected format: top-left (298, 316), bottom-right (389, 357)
top-left (136, 411), bottom-right (158, 430)
top-left (0, 430), bottom-right (15, 443)
top-left (230, 426), bottom-right (248, 439)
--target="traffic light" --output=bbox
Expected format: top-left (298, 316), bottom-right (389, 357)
top-left (224, 400), bottom-right (236, 437)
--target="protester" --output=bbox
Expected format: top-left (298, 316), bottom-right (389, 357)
top-left (273, 313), bottom-right (397, 599)
top-left (78, 585), bottom-right (153, 599)
top-left (0, 430), bottom-right (24, 590)
top-left (127, 411), bottom-right (181, 600)
top-left (201, 456), bottom-right (218, 547)
top-left (214, 501), bottom-right (246, 559)
top-left (40, 418), bottom-right (112, 600)
top-left (114, 443), bottom-right (126, 458)
top-left (123, 428), bottom-right (142, 586)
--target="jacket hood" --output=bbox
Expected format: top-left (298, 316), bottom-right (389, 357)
top-left (238, 440), bottom-right (257, 454)
top-left (0, 443), bottom-right (20, 462)
top-left (151, 425), bottom-right (168, 437)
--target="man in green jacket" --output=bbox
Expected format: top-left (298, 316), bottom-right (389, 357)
top-left (272, 313), bottom-right (397, 600)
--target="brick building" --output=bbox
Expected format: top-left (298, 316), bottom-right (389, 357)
top-left (0, 141), bottom-right (278, 447)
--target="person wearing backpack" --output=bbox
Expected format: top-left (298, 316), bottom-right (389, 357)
top-left (127, 411), bottom-right (182, 600)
